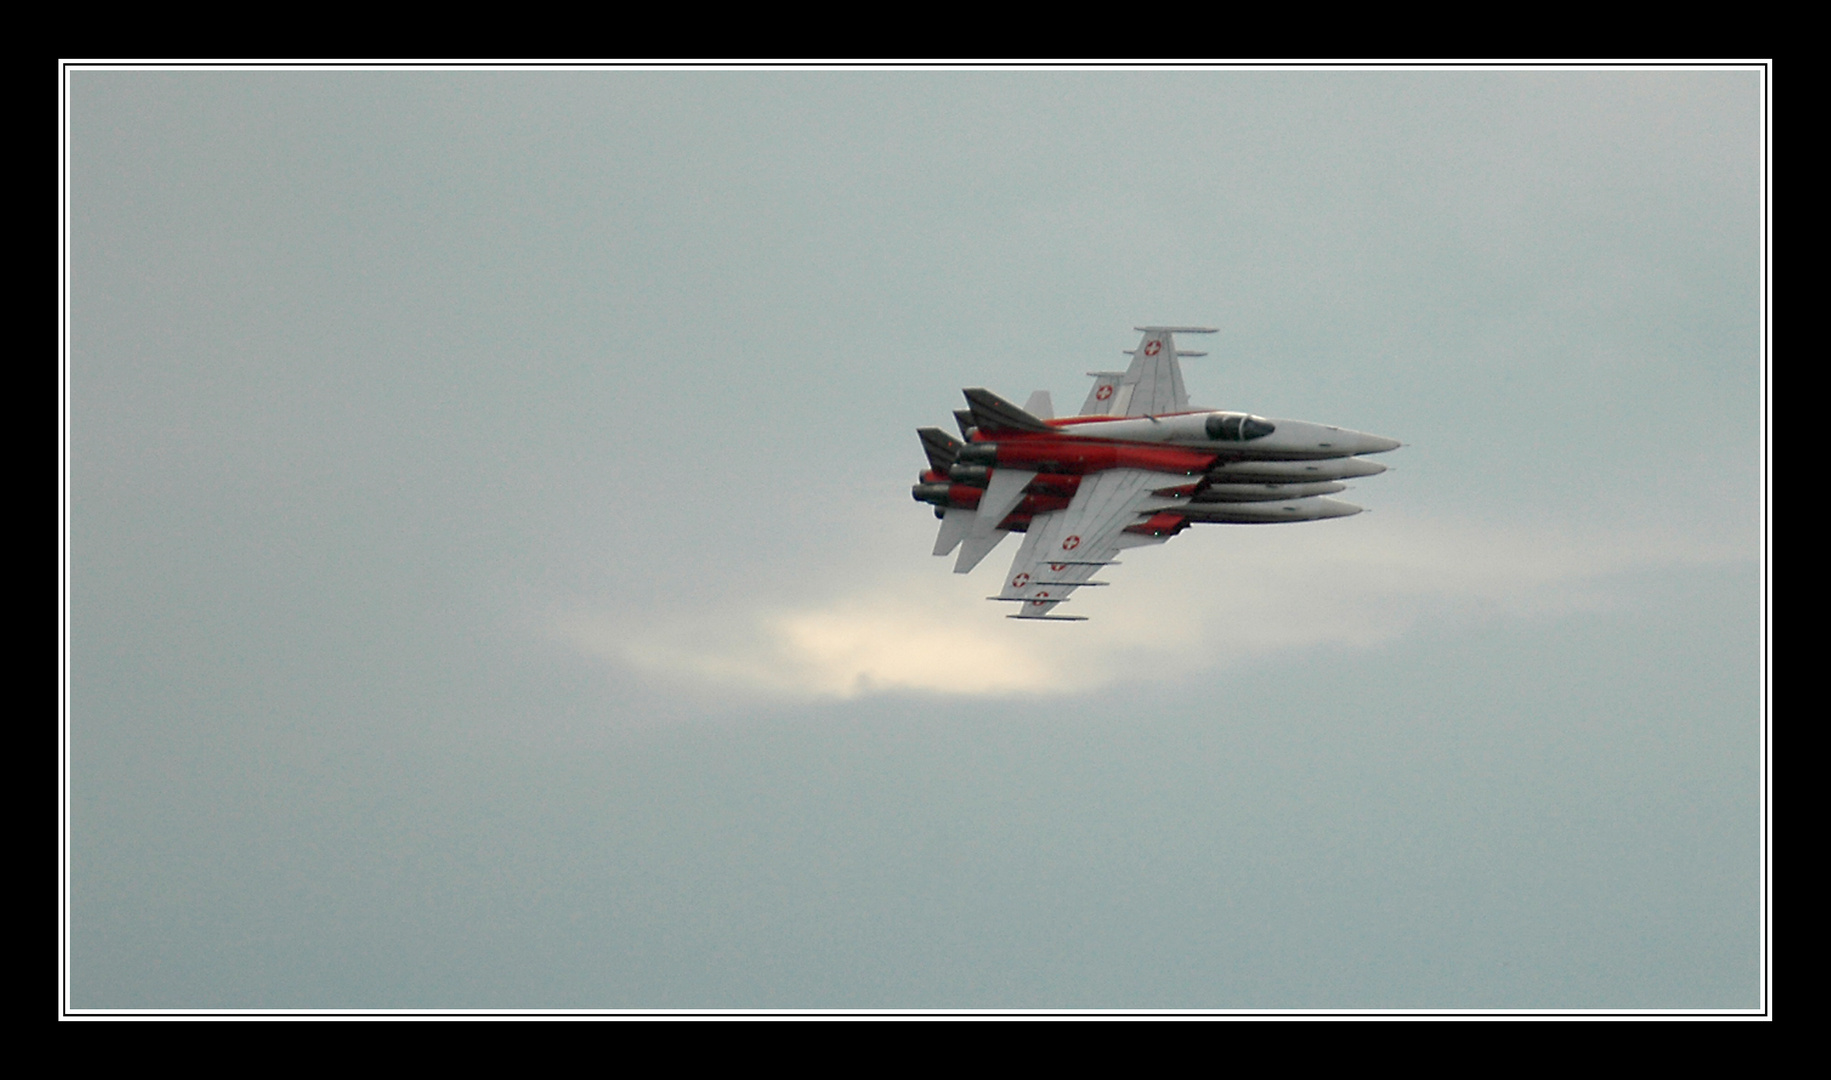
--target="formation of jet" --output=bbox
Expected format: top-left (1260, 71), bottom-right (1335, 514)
top-left (912, 327), bottom-right (1400, 620)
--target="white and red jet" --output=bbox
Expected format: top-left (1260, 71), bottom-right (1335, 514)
top-left (912, 327), bottom-right (1400, 620)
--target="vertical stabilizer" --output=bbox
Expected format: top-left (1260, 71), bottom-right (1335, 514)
top-left (1022, 390), bottom-right (1055, 420)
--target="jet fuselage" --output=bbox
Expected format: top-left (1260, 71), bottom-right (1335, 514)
top-left (911, 326), bottom-right (1400, 619)
top-left (997, 410), bottom-right (1401, 461)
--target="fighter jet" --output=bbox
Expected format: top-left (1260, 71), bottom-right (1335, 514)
top-left (911, 327), bottom-right (1400, 620)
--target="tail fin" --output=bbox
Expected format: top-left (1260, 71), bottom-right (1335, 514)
top-left (1022, 390), bottom-right (1055, 420)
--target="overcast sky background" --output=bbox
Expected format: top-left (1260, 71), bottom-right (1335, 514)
top-left (67, 69), bottom-right (1763, 1010)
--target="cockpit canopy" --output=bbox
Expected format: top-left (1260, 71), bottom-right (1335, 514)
top-left (1205, 414), bottom-right (1276, 442)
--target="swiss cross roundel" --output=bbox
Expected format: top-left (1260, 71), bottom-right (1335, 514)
top-left (1011, 573), bottom-right (1030, 588)
top-left (1062, 535), bottom-right (1081, 551)
top-left (1050, 563), bottom-right (1066, 572)
top-left (1143, 339), bottom-right (1162, 356)
top-left (1030, 591), bottom-right (1051, 607)
top-left (1095, 384), bottom-right (1113, 401)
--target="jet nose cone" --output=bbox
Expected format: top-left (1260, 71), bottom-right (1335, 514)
top-left (1355, 433), bottom-right (1401, 455)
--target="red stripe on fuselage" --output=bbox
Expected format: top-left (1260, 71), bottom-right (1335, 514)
top-left (1046, 412), bottom-right (1209, 427)
top-left (971, 435), bottom-right (1215, 475)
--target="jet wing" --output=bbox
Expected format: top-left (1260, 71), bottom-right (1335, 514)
top-left (1080, 371), bottom-right (1126, 416)
top-left (991, 468), bottom-right (1189, 619)
top-left (1110, 326), bottom-right (1217, 417)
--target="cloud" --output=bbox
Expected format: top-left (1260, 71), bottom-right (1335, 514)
top-left (551, 513), bottom-right (1744, 701)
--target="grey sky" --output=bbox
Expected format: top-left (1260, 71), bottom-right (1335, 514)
top-left (67, 69), bottom-right (1763, 1009)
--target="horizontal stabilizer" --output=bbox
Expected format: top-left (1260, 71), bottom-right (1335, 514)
top-left (1034, 580), bottom-right (1106, 586)
top-left (1134, 325), bottom-right (1218, 333)
top-left (963, 388), bottom-right (1053, 434)
top-left (933, 507), bottom-right (973, 556)
top-left (973, 467), bottom-right (1038, 529)
top-left (987, 596), bottom-right (1071, 604)
top-left (917, 427), bottom-right (963, 471)
top-left (1008, 613), bottom-right (1088, 621)
top-left (954, 526), bottom-right (1010, 574)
